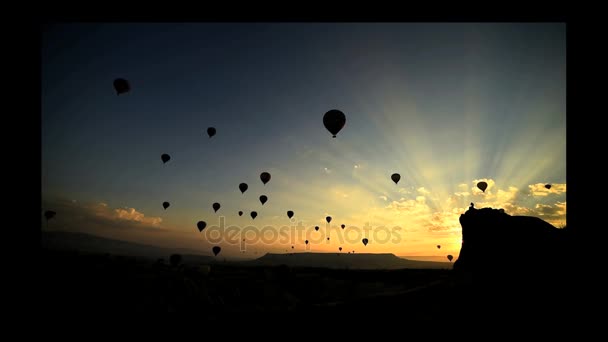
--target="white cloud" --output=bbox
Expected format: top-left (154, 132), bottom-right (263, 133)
top-left (529, 183), bottom-right (566, 196)
top-left (379, 195), bottom-right (388, 201)
top-left (417, 187), bottom-right (430, 195)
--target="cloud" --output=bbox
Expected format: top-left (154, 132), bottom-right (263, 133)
top-left (42, 198), bottom-right (166, 233)
top-left (114, 207), bottom-right (163, 226)
top-left (417, 187), bottom-right (430, 195)
top-left (529, 183), bottom-right (566, 196)
top-left (379, 195), bottom-right (388, 201)
top-left (458, 183), bottom-right (469, 190)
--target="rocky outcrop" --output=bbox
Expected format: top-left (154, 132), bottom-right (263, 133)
top-left (454, 207), bottom-right (570, 280)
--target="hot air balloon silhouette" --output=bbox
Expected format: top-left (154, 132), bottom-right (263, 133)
top-left (251, 211), bottom-right (257, 219)
top-left (437, 245), bottom-right (441, 249)
top-left (212, 202), bottom-right (220, 213)
top-left (161, 154), bottom-right (170, 164)
top-left (44, 210), bottom-right (56, 229)
top-left (477, 181), bottom-right (488, 192)
top-left (197, 221), bottom-right (206, 232)
top-left (162, 202), bottom-right (170, 210)
top-left (327, 237), bottom-right (330, 241)
top-left (545, 184), bottom-right (552, 190)
top-left (212, 246), bottom-right (221, 256)
top-left (323, 109), bottom-right (346, 138)
top-left (362, 238), bottom-right (368, 246)
top-left (291, 246), bottom-right (294, 249)
top-left (447, 255), bottom-right (453, 262)
top-left (315, 226), bottom-right (319, 231)
top-left (391, 173), bottom-right (401, 185)
top-left (207, 127), bottom-right (216, 138)
top-left (287, 210), bottom-right (294, 219)
top-left (305, 240), bottom-right (309, 245)
top-left (260, 172), bottom-right (271, 185)
top-left (113, 78), bottom-right (130, 95)
top-left (341, 224), bottom-right (345, 229)
top-left (239, 183), bottom-right (248, 194)
top-left (259, 195), bottom-right (268, 205)
top-left (326, 216), bottom-right (332, 223)
top-left (238, 211), bottom-right (243, 216)
top-left (339, 247), bottom-right (342, 252)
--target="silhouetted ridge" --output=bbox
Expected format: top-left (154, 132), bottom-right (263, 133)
top-left (250, 252), bottom-right (449, 269)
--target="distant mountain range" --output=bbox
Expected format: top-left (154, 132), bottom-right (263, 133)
top-left (41, 230), bottom-right (452, 269)
top-left (41, 230), bottom-right (215, 263)
top-left (245, 252), bottom-right (451, 269)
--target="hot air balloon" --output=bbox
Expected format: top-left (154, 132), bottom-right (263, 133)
top-left (212, 246), bottom-right (221, 256)
top-left (477, 181), bottom-right (488, 193)
top-left (161, 154), bottom-right (170, 164)
top-left (197, 221), bottom-right (206, 232)
top-left (545, 184), bottom-right (552, 190)
top-left (212, 202), bottom-right (220, 212)
top-left (391, 173), bottom-right (401, 185)
top-left (341, 224), bottom-right (345, 229)
top-left (326, 216), bottom-right (332, 223)
top-left (291, 246), bottom-right (294, 249)
top-left (163, 202), bottom-right (170, 210)
top-left (207, 127), bottom-right (216, 138)
top-left (251, 211), bottom-right (257, 219)
top-left (323, 109), bottom-right (346, 138)
top-left (44, 210), bottom-right (56, 221)
top-left (44, 210), bottom-right (56, 229)
top-left (315, 226), bottom-right (319, 231)
top-left (305, 240), bottom-right (309, 245)
top-left (327, 237), bottom-right (330, 241)
top-left (113, 78), bottom-right (130, 95)
top-left (339, 247), bottom-right (342, 252)
top-left (447, 255), bottom-right (453, 262)
top-left (238, 211), bottom-right (243, 216)
top-left (287, 210), bottom-right (294, 219)
top-left (437, 245), bottom-right (441, 249)
top-left (362, 238), bottom-right (368, 246)
top-left (239, 183), bottom-right (248, 194)
top-left (260, 172), bottom-right (271, 185)
top-left (259, 195), bottom-right (268, 205)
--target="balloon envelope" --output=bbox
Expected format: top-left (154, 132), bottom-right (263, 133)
top-left (212, 246), bottom-right (221, 256)
top-left (238, 211), bottom-right (243, 216)
top-left (362, 238), bottom-right (368, 246)
top-left (44, 210), bottom-right (56, 220)
top-left (323, 109), bottom-right (346, 138)
top-left (163, 202), bottom-right (170, 210)
top-left (213, 202), bottom-right (220, 212)
top-left (260, 172), bottom-right (271, 185)
top-left (305, 240), bottom-right (309, 245)
top-left (207, 127), bottom-right (216, 138)
top-left (239, 183), bottom-right (248, 194)
top-left (315, 226), bottom-right (319, 231)
top-left (161, 154), bottom-right (170, 164)
top-left (339, 247), bottom-right (342, 251)
top-left (545, 184), bottom-right (552, 190)
top-left (259, 195), bottom-right (268, 205)
top-left (447, 254), bottom-right (454, 262)
top-left (251, 211), bottom-right (257, 219)
top-left (113, 78), bottom-right (130, 95)
top-left (197, 221), bottom-right (206, 232)
top-left (287, 210), bottom-right (294, 219)
top-left (391, 173), bottom-right (401, 185)
top-left (477, 181), bottom-right (488, 192)
top-left (341, 224), bottom-right (345, 229)
top-left (437, 245), bottom-right (441, 249)
top-left (326, 216), bottom-right (332, 223)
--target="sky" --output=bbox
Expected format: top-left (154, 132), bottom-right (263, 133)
top-left (42, 23), bottom-right (566, 260)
